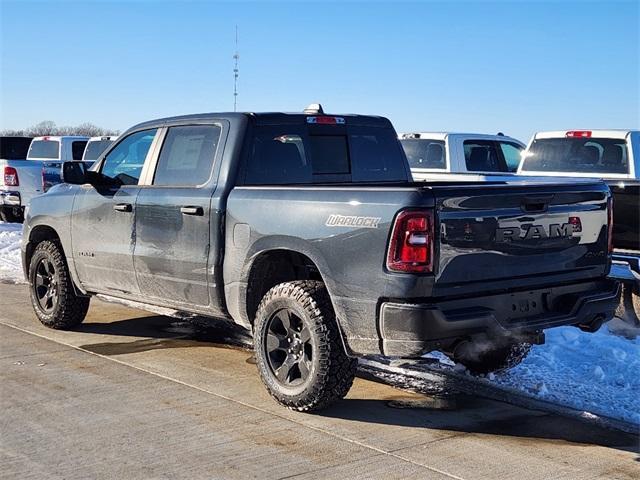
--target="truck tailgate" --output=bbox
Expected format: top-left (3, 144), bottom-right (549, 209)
top-left (428, 181), bottom-right (610, 296)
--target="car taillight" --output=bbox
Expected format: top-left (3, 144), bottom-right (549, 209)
top-left (568, 216), bottom-right (582, 233)
top-left (4, 166), bottom-right (19, 186)
top-left (566, 131), bottom-right (592, 138)
top-left (607, 197), bottom-right (614, 254)
top-left (386, 210), bottom-right (434, 273)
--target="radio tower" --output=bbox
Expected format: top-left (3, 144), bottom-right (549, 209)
top-left (233, 25), bottom-right (239, 112)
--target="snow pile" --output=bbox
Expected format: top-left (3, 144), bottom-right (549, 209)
top-left (424, 324), bottom-right (640, 426)
top-left (0, 222), bottom-right (24, 283)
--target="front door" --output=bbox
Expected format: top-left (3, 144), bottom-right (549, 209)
top-left (133, 124), bottom-right (222, 307)
top-left (72, 128), bottom-right (158, 295)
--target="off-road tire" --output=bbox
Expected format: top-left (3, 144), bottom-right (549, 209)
top-left (28, 240), bottom-right (90, 329)
top-left (450, 342), bottom-right (532, 374)
top-left (253, 280), bottom-right (357, 411)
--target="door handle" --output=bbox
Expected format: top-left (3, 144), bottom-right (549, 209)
top-left (180, 206), bottom-right (204, 216)
top-left (113, 203), bottom-right (132, 213)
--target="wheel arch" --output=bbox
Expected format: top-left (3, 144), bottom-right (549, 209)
top-left (243, 248), bottom-right (355, 356)
top-left (25, 224), bottom-right (86, 295)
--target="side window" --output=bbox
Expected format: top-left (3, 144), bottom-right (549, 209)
top-left (72, 141), bottom-right (88, 160)
top-left (499, 142), bottom-right (523, 172)
top-left (464, 140), bottom-right (503, 172)
top-left (154, 125), bottom-right (221, 186)
top-left (101, 129), bottom-right (157, 185)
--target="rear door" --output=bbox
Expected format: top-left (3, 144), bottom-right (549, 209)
top-left (72, 129), bottom-right (158, 294)
top-left (133, 123), bottom-right (224, 308)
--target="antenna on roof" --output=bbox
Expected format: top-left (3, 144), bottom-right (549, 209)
top-left (233, 25), bottom-right (239, 112)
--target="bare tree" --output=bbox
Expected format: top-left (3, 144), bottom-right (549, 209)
top-left (1, 121), bottom-right (119, 137)
top-left (25, 121), bottom-right (58, 136)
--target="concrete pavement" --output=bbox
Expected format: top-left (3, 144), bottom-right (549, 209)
top-left (1, 283), bottom-right (638, 479)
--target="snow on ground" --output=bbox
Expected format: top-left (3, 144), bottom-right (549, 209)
top-left (0, 222), bottom-right (24, 283)
top-left (0, 221), bottom-right (638, 424)
top-left (420, 324), bottom-right (640, 426)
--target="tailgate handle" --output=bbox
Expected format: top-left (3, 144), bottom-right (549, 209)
top-left (521, 195), bottom-right (554, 213)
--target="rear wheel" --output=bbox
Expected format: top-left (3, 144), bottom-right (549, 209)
top-left (448, 341), bottom-right (532, 374)
top-left (253, 280), bottom-right (357, 411)
top-left (28, 240), bottom-right (90, 329)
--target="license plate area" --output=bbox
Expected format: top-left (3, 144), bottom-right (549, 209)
top-left (505, 290), bottom-right (548, 321)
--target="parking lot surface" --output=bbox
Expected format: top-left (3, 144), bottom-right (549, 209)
top-left (1, 283), bottom-right (638, 479)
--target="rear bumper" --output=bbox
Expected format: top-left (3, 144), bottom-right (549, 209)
top-left (379, 279), bottom-right (620, 357)
top-left (0, 190), bottom-right (22, 206)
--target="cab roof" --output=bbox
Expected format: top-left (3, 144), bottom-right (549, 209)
top-left (127, 111), bottom-right (393, 133)
top-left (534, 130), bottom-right (638, 140)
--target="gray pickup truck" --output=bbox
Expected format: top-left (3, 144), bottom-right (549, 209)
top-left (22, 107), bottom-right (619, 411)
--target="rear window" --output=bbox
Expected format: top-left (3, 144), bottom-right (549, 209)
top-left (0, 137), bottom-right (32, 159)
top-left (28, 140), bottom-right (60, 159)
top-left (400, 139), bottom-right (446, 169)
top-left (522, 137), bottom-right (629, 175)
top-left (464, 140), bottom-right (503, 172)
top-left (72, 141), bottom-right (88, 160)
top-left (83, 140), bottom-right (114, 161)
top-left (244, 125), bottom-right (407, 184)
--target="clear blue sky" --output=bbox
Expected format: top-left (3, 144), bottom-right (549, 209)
top-left (1, 0), bottom-right (638, 142)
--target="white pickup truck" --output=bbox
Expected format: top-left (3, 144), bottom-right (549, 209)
top-left (1, 136), bottom-right (35, 222)
top-left (519, 129), bottom-right (639, 325)
top-left (400, 132), bottom-right (525, 181)
top-left (0, 136), bottom-right (88, 222)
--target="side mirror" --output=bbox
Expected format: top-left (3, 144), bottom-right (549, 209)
top-left (61, 161), bottom-right (88, 185)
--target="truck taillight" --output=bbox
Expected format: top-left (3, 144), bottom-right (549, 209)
top-left (607, 197), bottom-right (614, 254)
top-left (568, 216), bottom-right (582, 233)
top-left (566, 131), bottom-right (592, 138)
top-left (386, 210), bottom-right (434, 273)
top-left (4, 166), bottom-right (19, 186)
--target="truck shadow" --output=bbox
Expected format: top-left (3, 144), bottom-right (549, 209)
top-left (76, 314), bottom-right (252, 355)
top-left (321, 396), bottom-right (639, 454)
top-left (74, 314), bottom-right (639, 455)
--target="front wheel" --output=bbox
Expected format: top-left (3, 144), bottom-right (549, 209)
top-left (28, 240), bottom-right (90, 329)
top-left (253, 280), bottom-right (357, 411)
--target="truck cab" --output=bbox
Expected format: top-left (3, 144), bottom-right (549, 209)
top-left (400, 132), bottom-right (525, 182)
top-left (30, 136), bottom-right (90, 192)
top-left (82, 136), bottom-right (117, 164)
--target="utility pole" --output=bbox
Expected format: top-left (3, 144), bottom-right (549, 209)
top-left (233, 25), bottom-right (239, 112)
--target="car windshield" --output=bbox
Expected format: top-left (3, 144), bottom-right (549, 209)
top-left (83, 140), bottom-right (113, 160)
top-left (28, 140), bottom-right (60, 159)
top-left (521, 137), bottom-right (629, 175)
